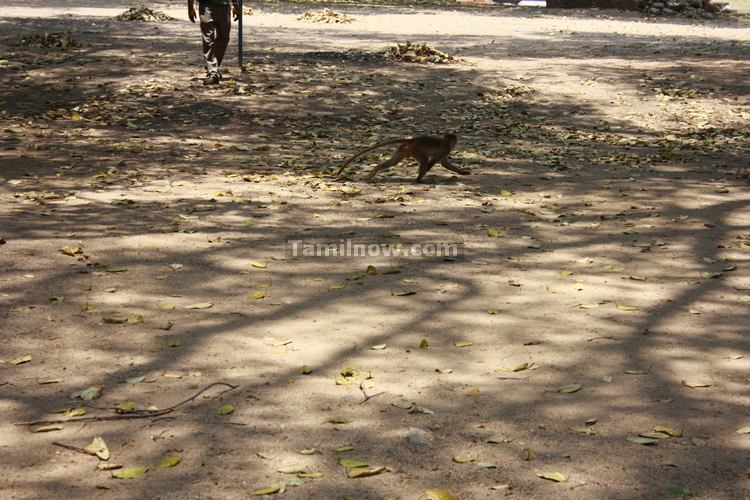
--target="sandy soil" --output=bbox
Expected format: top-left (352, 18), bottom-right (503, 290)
top-left (0, 1), bottom-right (749, 498)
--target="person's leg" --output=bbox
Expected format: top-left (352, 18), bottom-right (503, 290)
top-left (213, 3), bottom-right (231, 72)
top-left (199, 1), bottom-right (220, 79)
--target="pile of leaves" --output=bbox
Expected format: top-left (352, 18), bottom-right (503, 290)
top-left (383, 41), bottom-right (456, 64)
top-left (638, 0), bottom-right (721, 18)
top-left (115, 5), bottom-right (174, 22)
top-left (16, 32), bottom-right (78, 49)
top-left (297, 8), bottom-right (354, 23)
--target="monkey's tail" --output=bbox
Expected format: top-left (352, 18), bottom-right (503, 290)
top-left (335, 138), bottom-right (407, 177)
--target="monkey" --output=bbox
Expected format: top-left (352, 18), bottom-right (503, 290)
top-left (335, 133), bottom-right (469, 183)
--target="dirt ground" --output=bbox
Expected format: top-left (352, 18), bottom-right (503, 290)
top-left (1, 0), bottom-right (749, 498)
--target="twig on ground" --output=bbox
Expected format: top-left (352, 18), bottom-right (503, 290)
top-left (358, 381), bottom-right (386, 405)
top-left (15, 382), bottom-right (239, 427)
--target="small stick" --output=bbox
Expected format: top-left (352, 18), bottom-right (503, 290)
top-left (52, 441), bottom-right (88, 455)
top-left (16, 382), bottom-right (238, 427)
top-left (358, 381), bottom-right (386, 405)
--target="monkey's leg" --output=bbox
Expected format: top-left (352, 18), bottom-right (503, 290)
top-left (414, 153), bottom-right (436, 183)
top-left (367, 151), bottom-right (405, 182)
top-left (439, 158), bottom-right (470, 175)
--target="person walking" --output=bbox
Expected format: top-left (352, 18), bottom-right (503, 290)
top-left (188, 0), bottom-right (238, 85)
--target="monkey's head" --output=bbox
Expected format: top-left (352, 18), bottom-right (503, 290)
top-left (444, 133), bottom-right (458, 148)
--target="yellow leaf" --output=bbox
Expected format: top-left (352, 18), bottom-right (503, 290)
top-left (116, 402), bottom-right (136, 412)
top-left (154, 455), bottom-right (182, 468)
top-left (536, 471), bottom-right (567, 482)
top-left (59, 245), bottom-right (82, 256)
top-left (249, 290), bottom-right (267, 300)
top-left (682, 380), bottom-right (711, 388)
top-left (339, 459), bottom-right (368, 468)
top-left (464, 387), bottom-right (480, 397)
top-left (453, 340), bottom-right (473, 348)
top-left (112, 467), bottom-right (148, 479)
top-left (251, 261), bottom-right (267, 269)
top-left (11, 355), bottom-right (32, 365)
top-left (33, 424), bottom-right (63, 432)
top-left (370, 344), bottom-right (386, 350)
top-left (653, 425), bottom-right (682, 437)
top-left (422, 489), bottom-right (459, 500)
top-left (452, 454), bottom-right (477, 464)
top-left (347, 466), bottom-right (385, 478)
top-left (616, 304), bottom-right (639, 311)
top-left (218, 404), bottom-right (235, 415)
top-left (251, 482), bottom-right (285, 495)
top-left (84, 437), bottom-right (110, 460)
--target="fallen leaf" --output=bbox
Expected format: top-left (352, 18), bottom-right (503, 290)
top-left (126, 314), bottom-right (143, 325)
top-left (682, 380), bottom-right (711, 388)
top-left (183, 302), bottom-right (213, 309)
top-left (558, 383), bottom-right (582, 393)
top-left (11, 355), bottom-right (32, 365)
top-left (116, 402), bottom-right (136, 412)
top-left (112, 467), bottom-right (148, 479)
top-left (453, 340), bottom-right (473, 347)
top-left (251, 261), bottom-right (267, 269)
top-left (71, 385), bottom-right (102, 401)
top-left (218, 403), bottom-right (235, 415)
top-left (452, 454), bottom-right (477, 464)
top-left (639, 431), bottom-right (671, 440)
top-left (521, 448), bottom-right (536, 461)
top-left (154, 455), bottom-right (182, 468)
top-left (616, 304), bottom-right (639, 311)
top-left (250, 482), bottom-right (285, 495)
top-left (464, 387), bottom-right (480, 397)
top-left (347, 466), bottom-right (385, 478)
top-left (59, 245), bottom-right (82, 256)
top-left (486, 434), bottom-right (509, 444)
top-left (33, 424), bottom-right (63, 432)
top-left (370, 344), bottom-right (386, 350)
top-left (419, 338), bottom-right (429, 348)
top-left (570, 427), bottom-right (597, 435)
top-left (84, 437), bottom-right (110, 460)
top-left (339, 459), bottom-right (369, 468)
top-left (422, 489), bottom-right (459, 500)
top-left (536, 471), bottom-right (567, 482)
top-left (299, 365), bottom-right (312, 375)
top-left (653, 425), bottom-right (682, 437)
top-left (37, 377), bottom-right (62, 385)
top-left (249, 291), bottom-right (267, 300)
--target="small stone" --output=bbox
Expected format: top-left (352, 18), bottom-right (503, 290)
top-left (662, 7), bottom-right (676, 13)
top-left (407, 427), bottom-right (431, 446)
top-left (651, 2), bottom-right (665, 7)
top-left (649, 7), bottom-right (661, 13)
